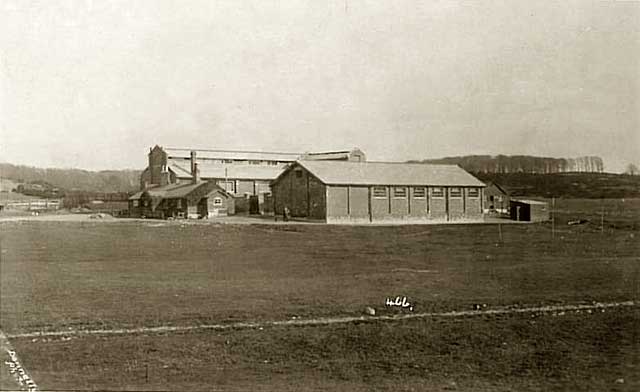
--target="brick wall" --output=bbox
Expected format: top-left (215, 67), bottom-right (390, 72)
top-left (464, 188), bottom-right (483, 219)
top-left (429, 187), bottom-right (447, 220)
top-left (408, 187), bottom-right (428, 219)
top-left (148, 147), bottom-right (168, 186)
top-left (447, 187), bottom-right (465, 220)
top-left (326, 186), bottom-right (347, 218)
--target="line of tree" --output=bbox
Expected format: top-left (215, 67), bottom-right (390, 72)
top-left (62, 191), bottom-right (130, 209)
top-left (0, 163), bottom-right (140, 193)
top-left (410, 155), bottom-right (605, 174)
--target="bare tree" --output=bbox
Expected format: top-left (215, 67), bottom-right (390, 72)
top-left (625, 163), bottom-right (639, 176)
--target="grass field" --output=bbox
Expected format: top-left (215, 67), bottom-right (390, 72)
top-left (1, 198), bottom-right (638, 391)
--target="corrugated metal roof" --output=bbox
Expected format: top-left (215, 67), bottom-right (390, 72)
top-left (129, 182), bottom-right (204, 200)
top-left (165, 148), bottom-right (302, 162)
top-left (130, 181), bottom-right (232, 200)
top-left (302, 151), bottom-right (351, 160)
top-left (294, 161), bottom-right (486, 187)
top-left (169, 159), bottom-right (288, 181)
top-left (512, 199), bottom-right (548, 205)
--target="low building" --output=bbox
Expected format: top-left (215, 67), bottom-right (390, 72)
top-left (271, 161), bottom-right (486, 223)
top-left (129, 180), bottom-right (234, 219)
top-left (484, 181), bottom-right (510, 213)
top-left (509, 199), bottom-right (549, 222)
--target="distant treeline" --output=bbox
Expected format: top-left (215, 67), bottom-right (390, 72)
top-left (15, 182), bottom-right (63, 198)
top-left (411, 155), bottom-right (605, 174)
top-left (474, 172), bottom-right (640, 199)
top-left (0, 163), bottom-right (140, 193)
top-left (62, 191), bottom-right (130, 209)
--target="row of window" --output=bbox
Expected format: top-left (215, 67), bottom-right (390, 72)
top-left (373, 186), bottom-right (480, 199)
top-left (181, 157), bottom-right (283, 165)
top-left (133, 198), bottom-right (224, 208)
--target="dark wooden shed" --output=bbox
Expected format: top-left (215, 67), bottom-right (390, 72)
top-left (509, 199), bottom-right (550, 222)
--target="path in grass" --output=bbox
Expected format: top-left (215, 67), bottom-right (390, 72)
top-left (6, 300), bottom-right (636, 340)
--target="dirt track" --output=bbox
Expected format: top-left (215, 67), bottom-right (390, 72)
top-left (6, 300), bottom-right (636, 340)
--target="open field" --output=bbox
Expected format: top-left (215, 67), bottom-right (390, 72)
top-left (1, 198), bottom-right (638, 391)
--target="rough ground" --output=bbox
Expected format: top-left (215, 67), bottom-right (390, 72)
top-left (1, 198), bottom-right (638, 391)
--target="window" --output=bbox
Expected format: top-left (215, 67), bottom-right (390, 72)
top-left (413, 187), bottom-right (426, 198)
top-left (249, 160), bottom-right (262, 165)
top-left (432, 187), bottom-right (444, 198)
top-left (176, 199), bottom-right (182, 208)
top-left (468, 188), bottom-right (479, 198)
top-left (295, 169), bottom-right (303, 178)
top-left (133, 200), bottom-right (139, 207)
top-left (450, 187), bottom-right (462, 198)
top-left (393, 187), bottom-right (407, 198)
top-left (213, 197), bottom-right (223, 206)
top-left (373, 186), bottom-right (387, 198)
top-left (223, 159), bottom-right (233, 164)
top-left (267, 161), bottom-right (279, 166)
top-left (224, 181), bottom-right (236, 193)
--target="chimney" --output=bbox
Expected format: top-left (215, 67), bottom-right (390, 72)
top-left (190, 150), bottom-right (197, 174)
top-left (192, 162), bottom-right (200, 184)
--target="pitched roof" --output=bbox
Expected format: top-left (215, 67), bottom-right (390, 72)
top-left (512, 199), bottom-right (547, 205)
top-left (168, 158), bottom-right (287, 181)
top-left (302, 151), bottom-right (352, 160)
top-left (488, 182), bottom-right (509, 195)
top-left (165, 148), bottom-right (302, 162)
top-left (290, 161), bottom-right (486, 187)
top-left (129, 181), bottom-right (226, 200)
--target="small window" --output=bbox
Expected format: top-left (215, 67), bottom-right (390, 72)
top-left (213, 197), bottom-right (223, 206)
top-left (393, 187), bottom-right (407, 198)
top-left (223, 181), bottom-right (236, 193)
top-left (267, 161), bottom-right (278, 166)
top-left (176, 199), bottom-right (182, 208)
top-left (249, 160), bottom-right (262, 165)
top-left (468, 188), bottom-right (479, 198)
top-left (450, 187), bottom-right (462, 198)
top-left (295, 169), bottom-right (303, 178)
top-left (133, 200), bottom-right (139, 207)
top-left (413, 187), bottom-right (426, 198)
top-left (373, 186), bottom-right (387, 198)
top-left (223, 159), bottom-right (233, 164)
top-left (432, 187), bottom-right (444, 198)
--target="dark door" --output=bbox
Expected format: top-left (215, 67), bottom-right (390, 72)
top-left (249, 195), bottom-right (259, 214)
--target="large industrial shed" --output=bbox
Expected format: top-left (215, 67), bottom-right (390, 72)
top-left (271, 161), bottom-right (486, 223)
top-left (139, 145), bottom-right (366, 214)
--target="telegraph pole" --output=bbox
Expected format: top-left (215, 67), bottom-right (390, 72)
top-left (551, 197), bottom-right (555, 240)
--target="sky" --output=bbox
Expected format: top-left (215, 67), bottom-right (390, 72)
top-left (1, 0), bottom-right (638, 172)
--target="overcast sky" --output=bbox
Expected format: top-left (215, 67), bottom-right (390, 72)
top-left (1, 0), bottom-right (638, 172)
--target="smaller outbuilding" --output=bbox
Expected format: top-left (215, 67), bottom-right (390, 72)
top-left (509, 199), bottom-right (550, 222)
top-left (484, 181), bottom-right (510, 214)
top-left (129, 181), bottom-right (234, 219)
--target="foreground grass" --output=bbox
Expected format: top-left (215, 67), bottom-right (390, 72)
top-left (1, 198), bottom-right (638, 390)
top-left (1, 214), bottom-right (638, 334)
top-left (9, 308), bottom-right (638, 391)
